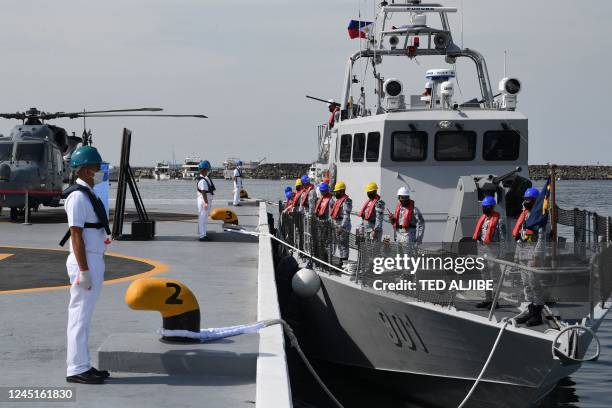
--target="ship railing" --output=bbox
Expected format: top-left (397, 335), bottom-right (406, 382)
top-left (277, 208), bottom-right (612, 319)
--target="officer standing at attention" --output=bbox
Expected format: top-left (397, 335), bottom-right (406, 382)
top-left (314, 182), bottom-right (333, 220)
top-left (472, 196), bottom-right (507, 309)
top-left (297, 175), bottom-right (317, 215)
top-left (62, 146), bottom-right (111, 384)
top-left (390, 186), bottom-right (425, 244)
top-left (512, 188), bottom-right (548, 326)
top-left (358, 182), bottom-right (385, 242)
top-left (330, 181), bottom-right (352, 264)
top-left (232, 160), bottom-right (243, 206)
top-left (196, 160), bottom-right (214, 241)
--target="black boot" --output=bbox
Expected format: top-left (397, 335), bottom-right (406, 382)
top-left (526, 305), bottom-right (544, 327)
top-left (515, 303), bottom-right (535, 324)
top-left (66, 368), bottom-right (104, 384)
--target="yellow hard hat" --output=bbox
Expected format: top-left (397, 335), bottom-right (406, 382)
top-left (295, 178), bottom-right (302, 187)
top-left (365, 182), bottom-right (378, 192)
top-left (334, 181), bottom-right (346, 192)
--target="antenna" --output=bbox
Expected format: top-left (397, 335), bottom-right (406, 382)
top-left (460, 0), bottom-right (464, 48)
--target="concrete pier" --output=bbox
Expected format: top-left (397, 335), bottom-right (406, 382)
top-left (0, 200), bottom-right (291, 408)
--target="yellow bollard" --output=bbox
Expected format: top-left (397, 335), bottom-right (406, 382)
top-left (125, 277), bottom-right (200, 342)
top-left (240, 188), bottom-right (249, 199)
top-left (208, 207), bottom-right (239, 225)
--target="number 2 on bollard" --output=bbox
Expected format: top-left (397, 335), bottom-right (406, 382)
top-left (165, 283), bottom-right (183, 305)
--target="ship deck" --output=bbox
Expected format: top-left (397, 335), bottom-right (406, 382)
top-left (0, 200), bottom-right (290, 408)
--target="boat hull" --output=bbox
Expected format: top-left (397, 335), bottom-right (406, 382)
top-left (281, 271), bottom-right (581, 408)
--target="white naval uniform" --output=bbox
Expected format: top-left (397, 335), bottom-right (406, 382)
top-left (197, 176), bottom-right (212, 238)
top-left (233, 167), bottom-right (243, 205)
top-left (65, 178), bottom-right (106, 377)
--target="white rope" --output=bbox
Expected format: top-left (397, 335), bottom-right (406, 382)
top-left (226, 227), bottom-right (350, 275)
top-left (457, 320), bottom-right (510, 408)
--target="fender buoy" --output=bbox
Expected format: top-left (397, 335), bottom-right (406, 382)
top-left (209, 207), bottom-right (239, 225)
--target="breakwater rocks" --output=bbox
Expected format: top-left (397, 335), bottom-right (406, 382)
top-left (529, 165), bottom-right (612, 180)
top-left (249, 163), bottom-right (311, 179)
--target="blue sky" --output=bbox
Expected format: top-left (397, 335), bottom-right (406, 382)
top-left (0, 0), bottom-right (609, 165)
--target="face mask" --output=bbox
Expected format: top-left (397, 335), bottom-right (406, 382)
top-left (523, 200), bottom-right (534, 210)
top-left (399, 197), bottom-right (410, 206)
top-left (335, 191), bottom-right (343, 199)
top-left (482, 207), bottom-right (493, 216)
top-left (367, 192), bottom-right (377, 200)
top-left (93, 170), bottom-right (105, 185)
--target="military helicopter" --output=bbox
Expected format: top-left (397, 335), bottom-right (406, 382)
top-left (0, 107), bottom-right (206, 221)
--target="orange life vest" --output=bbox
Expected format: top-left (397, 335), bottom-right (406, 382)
top-left (512, 208), bottom-right (535, 240)
top-left (328, 106), bottom-right (339, 127)
top-left (472, 211), bottom-right (500, 244)
top-left (300, 184), bottom-right (315, 207)
top-left (358, 195), bottom-right (380, 221)
top-left (315, 196), bottom-right (332, 217)
top-left (330, 194), bottom-right (348, 219)
top-left (393, 200), bottom-right (414, 230)
top-left (292, 189), bottom-right (303, 207)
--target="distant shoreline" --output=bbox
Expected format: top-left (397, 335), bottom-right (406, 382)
top-left (131, 164), bottom-right (612, 181)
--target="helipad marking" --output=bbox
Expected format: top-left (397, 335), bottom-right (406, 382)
top-left (0, 246), bottom-right (169, 295)
top-left (0, 253), bottom-right (14, 261)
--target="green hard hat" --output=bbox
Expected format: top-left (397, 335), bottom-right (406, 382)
top-left (70, 146), bottom-right (103, 169)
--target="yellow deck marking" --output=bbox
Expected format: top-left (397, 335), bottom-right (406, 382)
top-left (0, 246), bottom-right (169, 295)
top-left (0, 253), bottom-right (14, 261)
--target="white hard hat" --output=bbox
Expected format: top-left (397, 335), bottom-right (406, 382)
top-left (424, 81), bottom-right (432, 89)
top-left (397, 186), bottom-right (410, 196)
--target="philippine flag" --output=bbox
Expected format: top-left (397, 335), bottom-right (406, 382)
top-left (347, 20), bottom-right (373, 39)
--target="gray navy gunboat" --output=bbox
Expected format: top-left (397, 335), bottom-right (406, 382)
top-left (272, 2), bottom-right (612, 407)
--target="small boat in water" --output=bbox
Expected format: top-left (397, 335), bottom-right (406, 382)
top-left (181, 157), bottom-right (200, 180)
top-left (273, 2), bottom-right (612, 407)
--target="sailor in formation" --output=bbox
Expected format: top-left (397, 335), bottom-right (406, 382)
top-left (472, 196), bottom-right (507, 309)
top-left (330, 181), bottom-right (352, 265)
top-left (196, 160), bottom-right (214, 241)
top-left (314, 182), bottom-right (333, 220)
top-left (358, 182), bottom-right (385, 242)
top-left (390, 187), bottom-right (425, 244)
top-left (512, 188), bottom-right (547, 326)
top-left (296, 175), bottom-right (317, 214)
top-left (62, 146), bottom-right (111, 384)
top-left (232, 160), bottom-right (243, 206)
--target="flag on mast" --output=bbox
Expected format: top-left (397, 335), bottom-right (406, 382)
top-left (525, 176), bottom-right (551, 230)
top-left (347, 20), bottom-right (373, 39)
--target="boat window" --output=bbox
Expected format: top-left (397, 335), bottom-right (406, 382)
top-left (483, 131), bottom-right (520, 161)
top-left (366, 132), bottom-right (380, 162)
top-left (339, 134), bottom-right (352, 162)
top-left (16, 143), bottom-right (44, 162)
top-left (434, 131), bottom-right (476, 161)
top-left (352, 133), bottom-right (365, 162)
top-left (0, 143), bottom-right (12, 160)
top-left (391, 131), bottom-right (428, 161)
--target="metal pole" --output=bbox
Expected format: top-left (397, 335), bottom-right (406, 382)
top-left (22, 191), bottom-right (31, 225)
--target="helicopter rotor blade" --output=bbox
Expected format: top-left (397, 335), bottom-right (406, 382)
top-left (78, 114), bottom-right (208, 118)
top-left (42, 108), bottom-right (164, 120)
top-left (0, 113), bottom-right (26, 120)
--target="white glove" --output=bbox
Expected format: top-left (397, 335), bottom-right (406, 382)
top-left (76, 270), bottom-right (92, 290)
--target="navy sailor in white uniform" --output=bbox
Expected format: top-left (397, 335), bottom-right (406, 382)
top-left (61, 146), bottom-right (111, 384)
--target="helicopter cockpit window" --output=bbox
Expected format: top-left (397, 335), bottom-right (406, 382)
top-left (16, 143), bottom-right (44, 162)
top-left (0, 143), bottom-right (12, 161)
top-left (483, 131), bottom-right (520, 161)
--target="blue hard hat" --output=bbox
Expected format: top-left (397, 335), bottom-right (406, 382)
top-left (70, 146), bottom-right (103, 169)
top-left (236, 160), bottom-right (243, 166)
top-left (285, 190), bottom-right (293, 200)
top-left (481, 196), bottom-right (496, 207)
top-left (284, 186), bottom-right (292, 193)
top-left (301, 175), bottom-right (310, 184)
top-left (198, 160), bottom-right (211, 170)
top-left (523, 188), bottom-right (539, 199)
top-left (319, 182), bottom-right (330, 192)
